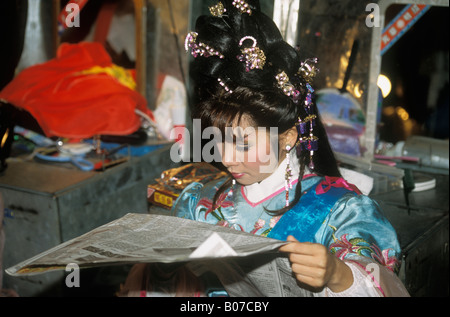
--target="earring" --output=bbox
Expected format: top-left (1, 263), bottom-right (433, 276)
top-left (228, 178), bottom-right (236, 198)
top-left (285, 145), bottom-right (293, 207)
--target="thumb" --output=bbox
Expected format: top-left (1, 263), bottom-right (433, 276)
top-left (279, 235), bottom-right (299, 253)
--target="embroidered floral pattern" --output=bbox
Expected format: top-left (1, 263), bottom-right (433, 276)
top-left (328, 226), bottom-right (400, 273)
top-left (251, 219), bottom-right (265, 234)
top-left (198, 197), bottom-right (236, 225)
top-left (260, 215), bottom-right (282, 237)
top-left (197, 191), bottom-right (246, 231)
top-left (198, 191), bottom-right (234, 220)
top-left (370, 243), bottom-right (400, 271)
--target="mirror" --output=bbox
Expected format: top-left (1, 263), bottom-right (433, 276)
top-left (365, 0), bottom-right (449, 158)
top-left (378, 4), bottom-right (449, 144)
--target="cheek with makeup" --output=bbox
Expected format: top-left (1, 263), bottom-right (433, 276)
top-left (219, 131), bottom-right (280, 186)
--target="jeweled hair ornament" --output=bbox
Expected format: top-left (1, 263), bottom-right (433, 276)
top-left (275, 71), bottom-right (301, 102)
top-left (238, 36), bottom-right (266, 72)
top-left (298, 58), bottom-right (319, 83)
top-left (276, 68), bottom-right (318, 170)
top-left (209, 2), bottom-right (227, 17)
top-left (218, 78), bottom-right (233, 94)
top-left (185, 31), bottom-right (225, 59)
top-left (232, 0), bottom-right (252, 15)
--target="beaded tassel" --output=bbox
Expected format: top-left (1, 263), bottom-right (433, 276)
top-left (304, 83), bottom-right (317, 170)
top-left (294, 83), bottom-right (318, 170)
top-left (285, 145), bottom-right (293, 207)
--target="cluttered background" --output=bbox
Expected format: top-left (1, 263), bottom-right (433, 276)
top-left (0, 0), bottom-right (448, 297)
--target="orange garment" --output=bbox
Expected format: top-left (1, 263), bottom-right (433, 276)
top-left (0, 42), bottom-right (153, 139)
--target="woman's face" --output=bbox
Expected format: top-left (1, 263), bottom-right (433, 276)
top-left (217, 115), bottom-right (281, 186)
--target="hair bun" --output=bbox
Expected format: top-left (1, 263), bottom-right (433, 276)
top-left (188, 0), bottom-right (307, 97)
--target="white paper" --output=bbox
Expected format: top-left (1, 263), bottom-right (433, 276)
top-left (6, 214), bottom-right (314, 296)
top-left (6, 214), bottom-right (286, 276)
top-left (189, 232), bottom-right (238, 259)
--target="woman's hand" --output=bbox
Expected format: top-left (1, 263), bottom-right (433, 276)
top-left (279, 235), bottom-right (353, 293)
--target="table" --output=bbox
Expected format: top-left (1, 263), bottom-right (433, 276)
top-left (0, 144), bottom-right (177, 296)
top-left (371, 173), bottom-right (449, 297)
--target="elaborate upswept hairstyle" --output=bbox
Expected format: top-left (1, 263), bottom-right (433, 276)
top-left (186, 0), bottom-right (341, 214)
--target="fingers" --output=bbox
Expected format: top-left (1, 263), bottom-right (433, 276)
top-left (278, 236), bottom-right (353, 292)
top-left (279, 236), bottom-right (334, 289)
top-left (279, 236), bottom-right (322, 256)
top-left (288, 252), bottom-right (328, 268)
top-left (286, 235), bottom-right (297, 242)
top-left (282, 243), bottom-right (331, 270)
top-left (290, 264), bottom-right (329, 288)
top-left (279, 235), bottom-right (299, 251)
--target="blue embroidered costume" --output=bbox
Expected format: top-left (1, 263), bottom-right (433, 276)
top-left (172, 157), bottom-right (408, 296)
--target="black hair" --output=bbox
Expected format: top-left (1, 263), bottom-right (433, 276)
top-left (189, 0), bottom-right (341, 214)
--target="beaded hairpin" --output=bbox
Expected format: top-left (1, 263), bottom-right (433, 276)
top-left (217, 78), bottom-right (233, 94)
top-left (237, 36), bottom-right (266, 72)
top-left (232, 0), bottom-right (252, 15)
top-left (185, 32), bottom-right (225, 59)
top-left (209, 2), bottom-right (227, 17)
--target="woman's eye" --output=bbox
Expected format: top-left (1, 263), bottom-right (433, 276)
top-left (236, 144), bottom-right (250, 152)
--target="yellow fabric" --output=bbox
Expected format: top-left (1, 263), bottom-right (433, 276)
top-left (78, 64), bottom-right (136, 91)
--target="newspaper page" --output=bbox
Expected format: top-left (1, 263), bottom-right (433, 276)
top-left (6, 213), bottom-right (288, 277)
top-left (241, 256), bottom-right (311, 296)
top-left (194, 253), bottom-right (309, 297)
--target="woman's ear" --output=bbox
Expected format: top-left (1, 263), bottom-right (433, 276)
top-left (281, 126), bottom-right (298, 149)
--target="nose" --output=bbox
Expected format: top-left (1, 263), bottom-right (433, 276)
top-left (222, 159), bottom-right (239, 169)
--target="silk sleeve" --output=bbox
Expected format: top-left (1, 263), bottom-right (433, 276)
top-left (316, 194), bottom-right (409, 296)
top-left (171, 182), bottom-right (204, 221)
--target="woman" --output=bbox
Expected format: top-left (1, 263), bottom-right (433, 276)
top-left (121, 0), bottom-right (408, 297)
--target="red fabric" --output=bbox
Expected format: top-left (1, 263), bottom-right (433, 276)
top-left (0, 42), bottom-right (153, 139)
top-left (315, 176), bottom-right (362, 195)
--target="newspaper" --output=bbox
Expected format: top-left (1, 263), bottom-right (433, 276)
top-left (6, 213), bottom-right (308, 296)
